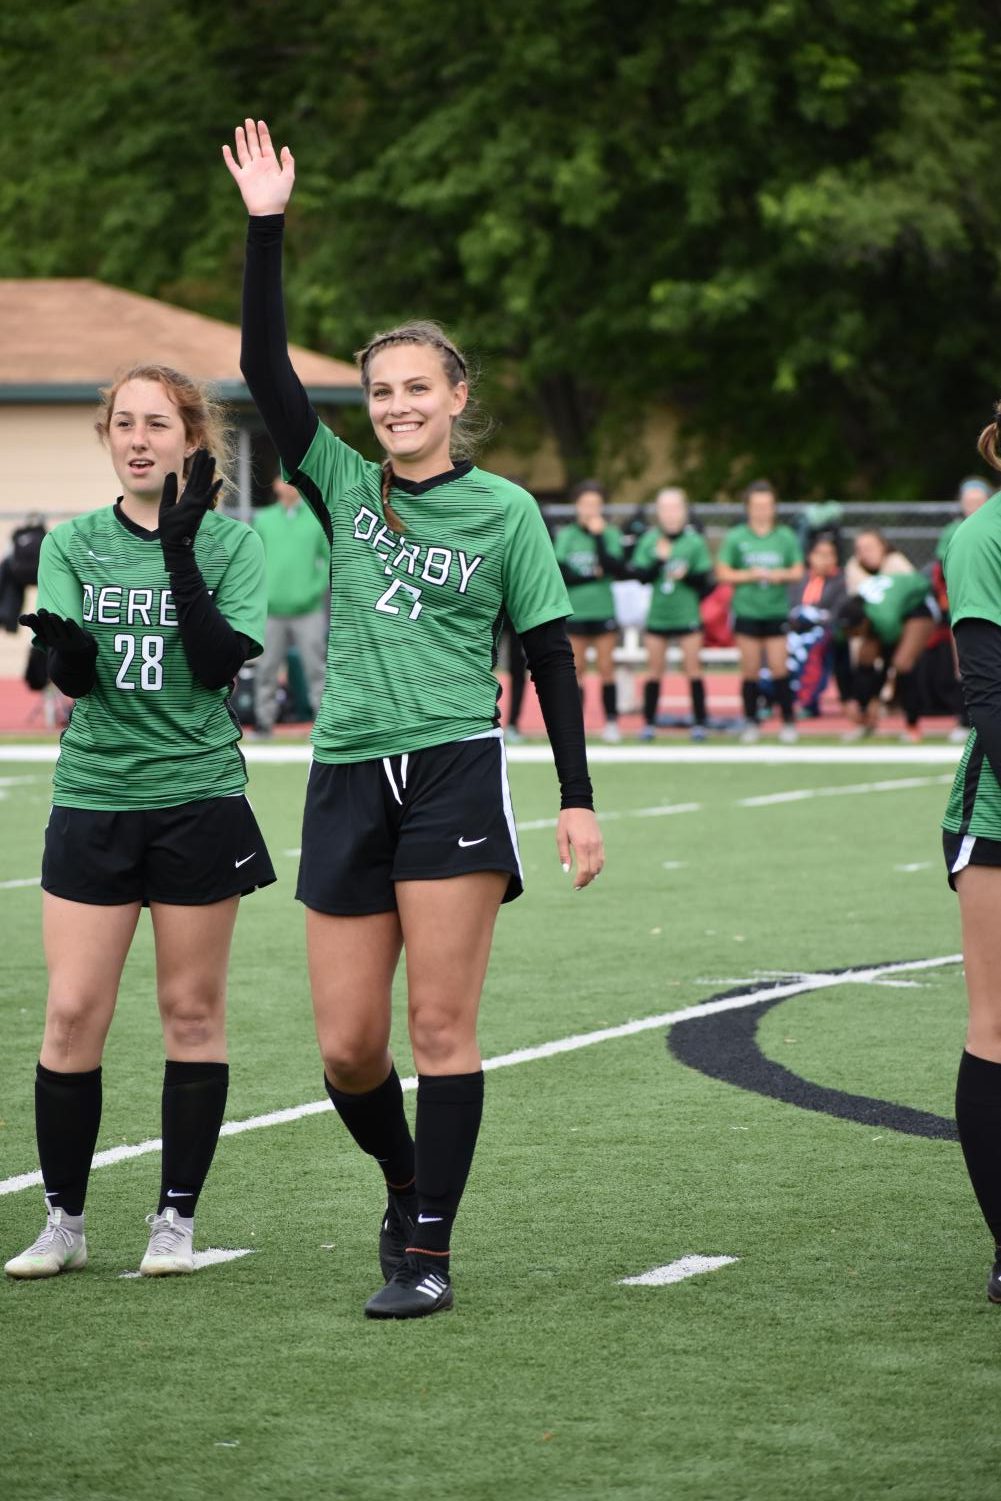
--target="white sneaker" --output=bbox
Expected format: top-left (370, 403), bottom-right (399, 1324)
top-left (778, 725), bottom-right (798, 745)
top-left (5, 1207), bottom-right (87, 1279)
top-left (503, 725), bottom-right (523, 746)
top-left (840, 725), bottom-right (873, 744)
top-left (739, 722), bottom-right (760, 745)
top-left (600, 722), bottom-right (621, 744)
top-left (948, 725), bottom-right (970, 745)
top-left (140, 1208), bottom-right (194, 1276)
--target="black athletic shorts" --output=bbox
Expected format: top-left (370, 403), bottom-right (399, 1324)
top-left (296, 731), bottom-right (524, 916)
top-left (733, 616), bottom-right (788, 639)
top-left (646, 625), bottom-right (702, 639)
top-left (42, 795), bottom-right (276, 906)
top-left (567, 618), bottom-right (618, 637)
top-left (943, 829), bottom-right (1001, 892)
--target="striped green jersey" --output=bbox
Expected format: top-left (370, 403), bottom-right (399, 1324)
top-left (943, 494), bottom-right (1001, 838)
top-left (553, 523), bottom-right (624, 622)
top-left (632, 527), bottom-right (712, 632)
top-left (37, 505), bottom-right (266, 810)
top-left (287, 424), bottom-right (570, 763)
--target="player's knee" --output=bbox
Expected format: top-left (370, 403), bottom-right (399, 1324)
top-left (44, 995), bottom-right (107, 1051)
top-left (158, 987), bottom-right (222, 1050)
top-left (409, 1004), bottom-right (469, 1068)
top-left (320, 1037), bottom-right (387, 1089)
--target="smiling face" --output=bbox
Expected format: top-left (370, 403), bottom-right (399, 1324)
top-left (366, 343), bottom-right (468, 477)
top-left (107, 378), bottom-right (195, 504)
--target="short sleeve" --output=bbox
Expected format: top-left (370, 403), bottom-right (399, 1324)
top-left (504, 492), bottom-right (571, 633)
top-left (784, 528), bottom-right (804, 565)
top-left (285, 421), bottom-right (378, 514)
top-left (632, 531), bottom-right (656, 569)
top-left (214, 527), bottom-right (269, 656)
top-left (718, 530), bottom-right (740, 567)
top-left (36, 529), bottom-right (83, 621)
top-left (604, 526), bottom-right (625, 559)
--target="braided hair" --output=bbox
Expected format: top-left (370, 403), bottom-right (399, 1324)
top-left (356, 320), bottom-right (491, 535)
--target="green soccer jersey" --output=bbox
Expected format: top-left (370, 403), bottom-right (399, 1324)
top-left (553, 523), bottom-right (623, 623)
top-left (632, 527), bottom-right (712, 632)
top-left (286, 424), bottom-right (570, 763)
top-left (855, 571), bottom-right (931, 646)
top-left (943, 494), bottom-right (1001, 837)
top-left (936, 517), bottom-right (962, 566)
top-left (719, 524), bottom-right (802, 620)
top-left (38, 505), bottom-right (267, 810)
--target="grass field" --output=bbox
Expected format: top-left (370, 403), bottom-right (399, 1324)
top-left (1, 745), bottom-right (995, 1501)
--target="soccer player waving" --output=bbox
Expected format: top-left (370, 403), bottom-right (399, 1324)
top-left (5, 368), bottom-right (274, 1281)
top-left (224, 118), bottom-right (603, 1319)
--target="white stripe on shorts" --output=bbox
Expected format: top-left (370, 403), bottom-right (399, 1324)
top-left (382, 758), bottom-right (403, 805)
top-left (950, 832), bottom-right (976, 878)
top-left (498, 737), bottom-right (524, 883)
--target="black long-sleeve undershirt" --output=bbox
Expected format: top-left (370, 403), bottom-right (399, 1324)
top-left (954, 618), bottom-right (1001, 789)
top-left (167, 554), bottom-right (253, 690)
top-left (241, 214), bottom-right (318, 471)
top-left (519, 618), bottom-right (593, 809)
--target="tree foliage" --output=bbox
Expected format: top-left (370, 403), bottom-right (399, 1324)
top-left (2, 0), bottom-right (1000, 496)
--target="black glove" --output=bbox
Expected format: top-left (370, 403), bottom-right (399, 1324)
top-left (158, 449), bottom-right (223, 569)
top-left (19, 608), bottom-right (98, 661)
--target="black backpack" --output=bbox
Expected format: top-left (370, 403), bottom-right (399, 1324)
top-left (8, 522), bottom-right (46, 587)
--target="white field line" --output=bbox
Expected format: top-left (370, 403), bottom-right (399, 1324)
top-left (0, 953), bottom-right (962, 1199)
top-left (0, 744), bottom-right (966, 766)
top-left (620, 1255), bottom-right (739, 1287)
top-left (0, 877), bottom-right (40, 889)
top-left (118, 1247), bottom-right (255, 1279)
top-left (737, 774), bottom-right (953, 807)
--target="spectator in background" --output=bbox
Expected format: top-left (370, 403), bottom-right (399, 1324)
top-left (937, 477), bottom-right (993, 742)
top-left (844, 528), bottom-right (913, 594)
top-left (554, 480), bottom-right (626, 743)
top-left (631, 486), bottom-right (714, 742)
top-left (787, 533), bottom-right (847, 717)
top-left (838, 573), bottom-right (940, 743)
top-left (253, 473), bottom-right (329, 736)
top-left (716, 480), bottom-right (804, 745)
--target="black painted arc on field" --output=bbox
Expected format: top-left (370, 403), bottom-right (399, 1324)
top-left (667, 968), bottom-right (958, 1141)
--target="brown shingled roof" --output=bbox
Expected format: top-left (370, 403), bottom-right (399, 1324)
top-left (0, 278), bottom-right (361, 391)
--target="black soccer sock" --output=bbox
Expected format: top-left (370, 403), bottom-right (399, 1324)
top-left (410, 1071), bottom-right (485, 1273)
top-left (325, 1066), bottom-right (415, 1195)
top-left (642, 678), bottom-right (660, 726)
top-left (956, 1051), bottom-right (1001, 1248)
top-left (773, 675), bottom-right (795, 725)
top-left (741, 679), bottom-right (758, 721)
top-left (896, 669), bottom-right (919, 727)
top-left (690, 677), bottom-right (707, 726)
top-left (157, 1060), bottom-right (229, 1217)
top-left (601, 682), bottom-right (618, 722)
top-left (35, 1062), bottom-right (102, 1217)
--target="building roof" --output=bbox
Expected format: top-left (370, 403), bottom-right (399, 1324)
top-left (0, 278), bottom-right (363, 405)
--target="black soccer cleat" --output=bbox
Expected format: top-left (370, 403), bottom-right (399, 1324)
top-left (988, 1257), bottom-right (1001, 1304)
top-left (364, 1255), bottom-right (454, 1319)
top-left (378, 1196), bottom-right (416, 1283)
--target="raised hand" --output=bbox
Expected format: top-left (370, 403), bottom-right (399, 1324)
top-left (20, 609), bottom-right (97, 660)
top-left (222, 118), bottom-right (296, 216)
top-left (158, 449), bottom-right (223, 568)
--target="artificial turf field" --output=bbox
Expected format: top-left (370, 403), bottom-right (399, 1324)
top-left (1, 743), bottom-right (997, 1501)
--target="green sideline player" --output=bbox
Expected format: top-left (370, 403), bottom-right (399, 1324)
top-left (837, 571), bottom-right (939, 743)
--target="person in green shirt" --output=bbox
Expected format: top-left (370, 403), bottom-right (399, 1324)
top-left (836, 571), bottom-right (939, 743)
top-left (226, 116), bottom-right (603, 1321)
top-left (937, 477), bottom-right (992, 744)
top-left (716, 480), bottom-right (804, 744)
top-left (252, 472), bottom-right (330, 735)
top-left (630, 487), bottom-right (714, 741)
top-left (940, 406), bottom-right (1001, 1304)
top-left (553, 481), bottom-right (626, 742)
top-left (4, 364), bottom-right (275, 1285)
